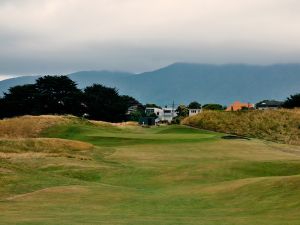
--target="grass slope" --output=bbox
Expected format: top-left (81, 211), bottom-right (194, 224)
top-left (183, 109), bottom-right (300, 145)
top-left (0, 115), bottom-right (72, 138)
top-left (0, 116), bottom-right (300, 224)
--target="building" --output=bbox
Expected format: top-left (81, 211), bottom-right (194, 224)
top-left (160, 107), bottom-right (177, 122)
top-left (256, 100), bottom-right (283, 110)
top-left (189, 108), bottom-right (202, 117)
top-left (145, 107), bottom-right (163, 117)
top-left (145, 106), bottom-right (177, 123)
top-left (226, 101), bottom-right (254, 111)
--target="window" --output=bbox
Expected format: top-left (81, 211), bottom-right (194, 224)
top-left (146, 109), bottom-right (154, 113)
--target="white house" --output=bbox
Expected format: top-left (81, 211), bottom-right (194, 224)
top-left (189, 108), bottom-right (202, 117)
top-left (145, 107), bottom-right (163, 123)
top-left (145, 107), bottom-right (177, 123)
top-left (161, 107), bottom-right (177, 122)
top-left (145, 107), bottom-right (163, 117)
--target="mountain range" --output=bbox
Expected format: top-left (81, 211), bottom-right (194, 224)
top-left (0, 63), bottom-right (300, 106)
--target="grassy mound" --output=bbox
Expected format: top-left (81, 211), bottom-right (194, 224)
top-left (0, 138), bottom-right (93, 155)
top-left (182, 109), bottom-right (300, 145)
top-left (0, 115), bottom-right (73, 138)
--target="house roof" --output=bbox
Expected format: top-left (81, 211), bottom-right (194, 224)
top-left (226, 101), bottom-right (254, 111)
top-left (256, 100), bottom-right (283, 108)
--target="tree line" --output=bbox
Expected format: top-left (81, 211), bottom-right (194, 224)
top-left (283, 93), bottom-right (300, 108)
top-left (0, 75), bottom-right (299, 122)
top-left (0, 76), bottom-right (141, 122)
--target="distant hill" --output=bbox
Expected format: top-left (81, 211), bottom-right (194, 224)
top-left (1, 63), bottom-right (300, 105)
top-left (0, 76), bottom-right (40, 96)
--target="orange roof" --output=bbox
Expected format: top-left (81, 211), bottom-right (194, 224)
top-left (226, 101), bottom-right (254, 111)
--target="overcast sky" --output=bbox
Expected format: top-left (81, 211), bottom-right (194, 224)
top-left (0, 0), bottom-right (300, 77)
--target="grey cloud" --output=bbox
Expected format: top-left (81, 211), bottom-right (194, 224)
top-left (0, 0), bottom-right (300, 75)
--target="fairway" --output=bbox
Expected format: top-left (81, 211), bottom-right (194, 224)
top-left (1, 119), bottom-right (300, 225)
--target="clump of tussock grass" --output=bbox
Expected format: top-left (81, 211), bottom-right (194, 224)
top-left (182, 109), bottom-right (300, 145)
top-left (90, 120), bottom-right (138, 128)
top-left (0, 138), bottom-right (94, 159)
top-left (0, 138), bottom-right (93, 153)
top-left (0, 115), bottom-right (73, 138)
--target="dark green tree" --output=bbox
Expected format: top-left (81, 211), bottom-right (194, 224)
top-left (202, 104), bottom-right (225, 110)
top-left (283, 93), bottom-right (300, 108)
top-left (1, 84), bottom-right (38, 118)
top-left (83, 84), bottom-right (127, 122)
top-left (121, 95), bottom-right (145, 121)
top-left (121, 95), bottom-right (141, 108)
top-left (0, 76), bottom-right (140, 121)
top-left (128, 110), bottom-right (144, 122)
top-left (176, 105), bottom-right (189, 117)
top-left (188, 101), bottom-right (201, 109)
top-left (35, 76), bottom-right (83, 115)
top-left (145, 103), bottom-right (161, 109)
top-left (0, 97), bottom-right (4, 118)
top-left (172, 105), bottom-right (189, 124)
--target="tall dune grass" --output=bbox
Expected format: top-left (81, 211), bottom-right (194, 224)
top-left (0, 138), bottom-right (93, 160)
top-left (182, 109), bottom-right (300, 145)
top-left (0, 115), bottom-right (71, 138)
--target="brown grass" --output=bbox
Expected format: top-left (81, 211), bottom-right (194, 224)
top-left (0, 138), bottom-right (94, 160)
top-left (0, 115), bottom-right (139, 139)
top-left (6, 186), bottom-right (89, 201)
top-left (0, 138), bottom-right (93, 153)
top-left (0, 115), bottom-right (72, 138)
top-left (182, 109), bottom-right (300, 145)
top-left (90, 120), bottom-right (138, 127)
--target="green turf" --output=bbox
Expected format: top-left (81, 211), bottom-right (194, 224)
top-left (1, 121), bottom-right (300, 225)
